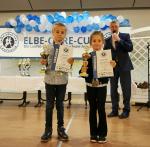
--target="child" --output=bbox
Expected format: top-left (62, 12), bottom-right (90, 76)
top-left (40, 23), bottom-right (74, 142)
top-left (79, 31), bottom-right (116, 143)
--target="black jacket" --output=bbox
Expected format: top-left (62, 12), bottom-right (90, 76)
top-left (79, 52), bottom-right (109, 84)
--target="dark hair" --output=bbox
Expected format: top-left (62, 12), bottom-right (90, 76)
top-left (110, 20), bottom-right (119, 26)
top-left (89, 31), bottom-right (105, 45)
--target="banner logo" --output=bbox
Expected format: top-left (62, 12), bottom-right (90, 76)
top-left (0, 32), bottom-right (18, 53)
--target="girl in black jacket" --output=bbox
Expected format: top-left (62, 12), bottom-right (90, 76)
top-left (79, 31), bottom-right (116, 144)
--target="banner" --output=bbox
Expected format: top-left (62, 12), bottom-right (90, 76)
top-left (0, 27), bottom-right (131, 58)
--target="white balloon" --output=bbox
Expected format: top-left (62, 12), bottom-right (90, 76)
top-left (39, 24), bottom-right (46, 32)
top-left (60, 12), bottom-right (66, 18)
top-left (29, 20), bottom-right (36, 27)
top-left (99, 21), bottom-right (105, 28)
top-left (22, 17), bottom-right (29, 25)
top-left (9, 19), bottom-right (17, 27)
top-left (88, 17), bottom-right (94, 24)
top-left (117, 15), bottom-right (124, 23)
top-left (105, 19), bottom-right (112, 26)
top-left (40, 15), bottom-right (47, 24)
top-left (46, 23), bottom-right (52, 31)
top-left (20, 14), bottom-right (26, 20)
top-left (93, 16), bottom-right (100, 23)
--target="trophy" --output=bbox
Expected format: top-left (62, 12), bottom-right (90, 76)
top-left (18, 59), bottom-right (22, 75)
top-left (80, 45), bottom-right (91, 77)
top-left (25, 58), bottom-right (31, 76)
top-left (40, 44), bottom-right (50, 72)
top-left (22, 58), bottom-right (26, 76)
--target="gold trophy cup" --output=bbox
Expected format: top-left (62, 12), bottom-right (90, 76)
top-left (40, 44), bottom-right (50, 72)
top-left (80, 45), bottom-right (91, 77)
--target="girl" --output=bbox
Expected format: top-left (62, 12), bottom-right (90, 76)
top-left (79, 31), bottom-right (116, 144)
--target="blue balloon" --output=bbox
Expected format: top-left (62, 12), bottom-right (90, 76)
top-left (57, 16), bottom-right (65, 23)
top-left (17, 21), bottom-right (24, 29)
top-left (77, 15), bottom-right (84, 22)
top-left (4, 22), bottom-right (12, 28)
top-left (72, 12), bottom-right (78, 19)
top-left (93, 23), bottom-right (100, 30)
top-left (15, 15), bottom-right (20, 22)
top-left (27, 14), bottom-right (33, 20)
top-left (66, 16), bottom-right (74, 24)
top-left (81, 26), bottom-right (87, 33)
top-left (73, 27), bottom-right (80, 33)
top-left (101, 25), bottom-right (109, 30)
top-left (14, 27), bottom-right (22, 33)
top-left (54, 12), bottom-right (60, 19)
top-left (82, 11), bottom-right (90, 20)
top-left (33, 25), bottom-right (40, 32)
top-left (86, 25), bottom-right (93, 32)
top-left (47, 15), bottom-right (54, 23)
top-left (120, 19), bottom-right (130, 27)
top-left (25, 25), bottom-right (32, 32)
top-left (34, 16), bottom-right (40, 24)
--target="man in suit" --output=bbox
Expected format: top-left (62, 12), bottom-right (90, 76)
top-left (105, 21), bottom-right (134, 119)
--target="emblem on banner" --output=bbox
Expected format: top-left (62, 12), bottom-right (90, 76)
top-left (0, 32), bottom-right (18, 53)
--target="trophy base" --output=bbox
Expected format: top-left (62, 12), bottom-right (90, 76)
top-left (80, 72), bottom-right (88, 77)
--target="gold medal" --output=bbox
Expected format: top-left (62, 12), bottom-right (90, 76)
top-left (92, 79), bottom-right (99, 87)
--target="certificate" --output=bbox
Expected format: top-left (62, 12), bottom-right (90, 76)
top-left (52, 45), bottom-right (73, 72)
top-left (96, 49), bottom-right (113, 78)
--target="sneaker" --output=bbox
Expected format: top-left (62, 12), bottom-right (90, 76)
top-left (57, 126), bottom-right (69, 141)
top-left (90, 136), bottom-right (97, 143)
top-left (41, 130), bottom-right (52, 142)
top-left (98, 137), bottom-right (107, 144)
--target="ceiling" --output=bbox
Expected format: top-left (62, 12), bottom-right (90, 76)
top-left (0, 0), bottom-right (150, 12)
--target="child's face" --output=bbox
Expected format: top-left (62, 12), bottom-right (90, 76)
top-left (52, 25), bottom-right (66, 43)
top-left (91, 35), bottom-right (104, 51)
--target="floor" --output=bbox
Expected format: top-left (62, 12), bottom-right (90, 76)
top-left (0, 94), bottom-right (149, 147)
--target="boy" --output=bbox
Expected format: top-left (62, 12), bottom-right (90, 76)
top-left (40, 23), bottom-right (74, 142)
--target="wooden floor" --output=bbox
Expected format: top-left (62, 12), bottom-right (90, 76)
top-left (0, 97), bottom-right (149, 147)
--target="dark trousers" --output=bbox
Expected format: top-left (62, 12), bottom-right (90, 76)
top-left (45, 83), bottom-right (67, 130)
top-left (110, 67), bottom-right (131, 112)
top-left (87, 86), bottom-right (107, 137)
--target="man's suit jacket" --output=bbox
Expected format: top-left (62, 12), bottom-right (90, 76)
top-left (104, 32), bottom-right (134, 71)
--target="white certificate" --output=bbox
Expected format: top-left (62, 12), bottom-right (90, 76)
top-left (96, 49), bottom-right (114, 78)
top-left (55, 45), bottom-right (73, 72)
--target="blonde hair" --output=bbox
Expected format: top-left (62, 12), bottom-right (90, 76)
top-left (89, 31), bottom-right (105, 45)
top-left (52, 22), bottom-right (67, 33)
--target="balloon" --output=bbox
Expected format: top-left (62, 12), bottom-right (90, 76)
top-left (99, 21), bottom-right (105, 28)
top-left (117, 15), bottom-right (124, 23)
top-left (86, 25), bottom-right (93, 32)
top-left (57, 16), bottom-right (65, 23)
top-left (72, 12), bottom-right (78, 20)
top-left (4, 22), bottom-right (12, 28)
top-left (40, 14), bottom-right (47, 24)
top-left (33, 25), bottom-right (40, 32)
top-left (9, 19), bottom-right (17, 27)
top-left (60, 12), bottom-right (66, 18)
top-left (27, 14), bottom-right (33, 20)
top-left (93, 23), bottom-right (100, 30)
top-left (73, 26), bottom-right (80, 33)
top-left (29, 20), bottom-right (36, 27)
top-left (47, 15), bottom-right (54, 23)
top-left (82, 11), bottom-right (90, 20)
top-left (77, 15), bottom-right (84, 22)
top-left (81, 26), bottom-right (87, 33)
top-left (25, 25), bottom-right (32, 32)
top-left (39, 24), bottom-right (46, 32)
top-left (14, 27), bottom-right (22, 33)
top-left (66, 16), bottom-right (74, 24)
top-left (93, 16), bottom-right (100, 23)
top-left (21, 17), bottom-right (29, 25)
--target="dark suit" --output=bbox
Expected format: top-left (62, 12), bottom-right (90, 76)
top-left (105, 32), bottom-right (133, 113)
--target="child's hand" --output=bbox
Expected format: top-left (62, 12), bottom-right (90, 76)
top-left (40, 59), bottom-right (47, 65)
top-left (67, 57), bottom-right (74, 65)
top-left (82, 53), bottom-right (91, 59)
top-left (110, 60), bottom-right (116, 68)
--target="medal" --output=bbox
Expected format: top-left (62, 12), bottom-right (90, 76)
top-left (92, 79), bottom-right (99, 87)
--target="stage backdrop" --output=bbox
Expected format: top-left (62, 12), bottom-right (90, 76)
top-left (0, 27), bottom-right (131, 58)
